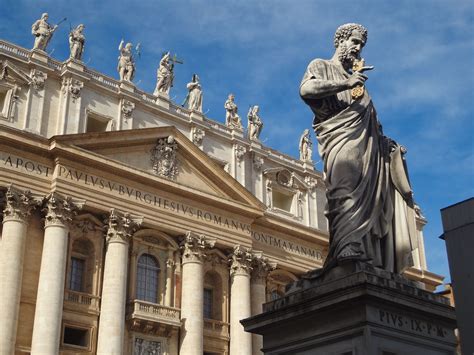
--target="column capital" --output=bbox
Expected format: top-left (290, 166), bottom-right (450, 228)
top-left (229, 245), bottom-right (254, 277)
top-left (43, 192), bottom-right (84, 228)
top-left (180, 231), bottom-right (215, 264)
top-left (2, 185), bottom-right (40, 223)
top-left (251, 253), bottom-right (276, 284)
top-left (104, 209), bottom-right (142, 245)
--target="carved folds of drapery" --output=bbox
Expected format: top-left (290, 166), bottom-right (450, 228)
top-left (229, 245), bottom-right (254, 277)
top-left (180, 231), bottom-right (215, 263)
top-left (251, 253), bottom-right (276, 284)
top-left (43, 192), bottom-right (84, 228)
top-left (2, 184), bottom-right (40, 223)
top-left (104, 208), bottom-right (142, 245)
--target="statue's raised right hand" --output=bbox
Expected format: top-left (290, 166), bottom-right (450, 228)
top-left (346, 72), bottom-right (368, 89)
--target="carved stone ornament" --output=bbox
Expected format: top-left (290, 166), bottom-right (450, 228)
top-left (30, 69), bottom-right (47, 91)
top-left (251, 254), bottom-right (276, 283)
top-left (253, 156), bottom-right (264, 171)
top-left (192, 127), bottom-right (205, 146)
top-left (150, 136), bottom-right (179, 179)
top-left (121, 99), bottom-right (135, 120)
top-left (304, 175), bottom-right (318, 190)
top-left (229, 245), bottom-right (254, 276)
top-left (276, 170), bottom-right (293, 187)
top-left (104, 208), bottom-right (142, 244)
top-left (42, 192), bottom-right (83, 227)
top-left (180, 231), bottom-right (215, 263)
top-left (2, 184), bottom-right (40, 223)
top-left (234, 144), bottom-right (246, 163)
top-left (134, 337), bottom-right (162, 355)
top-left (61, 77), bottom-right (83, 101)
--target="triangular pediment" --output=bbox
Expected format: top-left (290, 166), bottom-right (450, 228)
top-left (51, 126), bottom-right (266, 211)
top-left (0, 60), bottom-right (31, 85)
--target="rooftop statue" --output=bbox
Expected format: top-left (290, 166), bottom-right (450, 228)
top-left (183, 74), bottom-right (203, 112)
top-left (69, 24), bottom-right (85, 60)
top-left (300, 23), bottom-right (417, 274)
top-left (299, 129), bottom-right (312, 161)
top-left (247, 105), bottom-right (263, 141)
top-left (153, 52), bottom-right (173, 96)
top-left (117, 40), bottom-right (136, 82)
top-left (31, 13), bottom-right (59, 51)
top-left (224, 94), bottom-right (243, 129)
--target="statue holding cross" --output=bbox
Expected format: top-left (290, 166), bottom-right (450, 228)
top-left (153, 52), bottom-right (183, 96)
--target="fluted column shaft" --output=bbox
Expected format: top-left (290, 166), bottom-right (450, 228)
top-left (31, 193), bottom-right (82, 355)
top-left (229, 246), bottom-right (253, 355)
top-left (97, 209), bottom-right (141, 355)
top-left (179, 232), bottom-right (215, 355)
top-left (0, 187), bottom-right (38, 355)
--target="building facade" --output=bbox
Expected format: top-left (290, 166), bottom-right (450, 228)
top-left (0, 39), bottom-right (443, 355)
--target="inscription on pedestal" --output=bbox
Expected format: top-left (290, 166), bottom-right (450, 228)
top-left (376, 309), bottom-right (448, 339)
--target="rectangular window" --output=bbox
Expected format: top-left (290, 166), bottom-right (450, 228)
top-left (63, 326), bottom-right (89, 348)
top-left (69, 257), bottom-right (85, 292)
top-left (272, 190), bottom-right (293, 212)
top-left (203, 288), bottom-right (213, 319)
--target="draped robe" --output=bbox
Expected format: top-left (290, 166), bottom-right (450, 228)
top-left (301, 59), bottom-right (418, 273)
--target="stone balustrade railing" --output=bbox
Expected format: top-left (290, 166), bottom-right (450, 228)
top-left (64, 290), bottom-right (100, 313)
top-left (204, 318), bottom-right (230, 338)
top-left (129, 299), bottom-right (181, 327)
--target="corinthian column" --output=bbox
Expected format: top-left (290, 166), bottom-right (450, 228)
top-left (250, 255), bottom-right (275, 355)
top-left (179, 232), bottom-right (215, 355)
top-left (0, 186), bottom-right (39, 355)
top-left (31, 193), bottom-right (83, 355)
top-left (97, 209), bottom-right (142, 355)
top-left (229, 245), bottom-right (254, 355)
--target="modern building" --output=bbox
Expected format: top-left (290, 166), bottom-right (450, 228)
top-left (0, 39), bottom-right (443, 355)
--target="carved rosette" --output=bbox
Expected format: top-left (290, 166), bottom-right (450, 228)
top-left (61, 77), bottom-right (84, 102)
top-left (104, 208), bottom-right (142, 245)
top-left (180, 231), bottom-right (215, 264)
top-left (2, 185), bottom-right (39, 223)
top-left (304, 175), bottom-right (318, 190)
top-left (192, 127), bottom-right (205, 146)
top-left (253, 156), bottom-right (264, 171)
top-left (229, 245), bottom-right (254, 277)
top-left (43, 192), bottom-right (83, 228)
top-left (30, 69), bottom-right (46, 91)
top-left (234, 144), bottom-right (246, 165)
top-left (251, 254), bottom-right (276, 284)
top-left (150, 136), bottom-right (179, 179)
top-left (121, 100), bottom-right (135, 120)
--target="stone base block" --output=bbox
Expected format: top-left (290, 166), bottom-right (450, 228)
top-left (242, 263), bottom-right (457, 355)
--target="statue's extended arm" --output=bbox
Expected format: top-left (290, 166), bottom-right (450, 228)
top-left (300, 71), bottom-right (368, 100)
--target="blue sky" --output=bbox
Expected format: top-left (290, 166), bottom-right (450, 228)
top-left (1, 0), bottom-right (473, 284)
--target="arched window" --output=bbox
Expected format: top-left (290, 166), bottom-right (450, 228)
top-left (136, 254), bottom-right (160, 303)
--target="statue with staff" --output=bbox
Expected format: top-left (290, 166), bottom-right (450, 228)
top-left (69, 24), bottom-right (85, 60)
top-left (153, 52), bottom-right (183, 96)
top-left (117, 40), bottom-right (140, 82)
top-left (31, 13), bottom-right (66, 51)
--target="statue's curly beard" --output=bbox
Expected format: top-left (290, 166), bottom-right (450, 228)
top-left (338, 43), bottom-right (360, 67)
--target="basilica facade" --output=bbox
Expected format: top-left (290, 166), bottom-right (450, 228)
top-left (0, 38), bottom-right (442, 355)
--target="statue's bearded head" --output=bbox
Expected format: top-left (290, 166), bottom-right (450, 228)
top-left (334, 23), bottom-right (368, 66)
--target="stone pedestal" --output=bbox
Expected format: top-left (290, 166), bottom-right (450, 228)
top-left (242, 263), bottom-right (457, 355)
